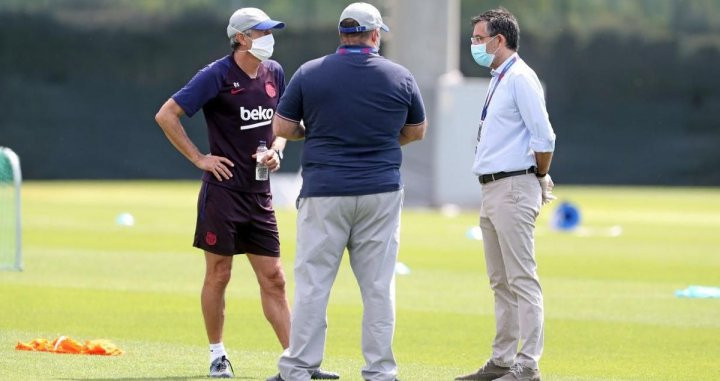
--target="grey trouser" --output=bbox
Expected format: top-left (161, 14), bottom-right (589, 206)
top-left (278, 190), bottom-right (403, 381)
top-left (479, 173), bottom-right (544, 369)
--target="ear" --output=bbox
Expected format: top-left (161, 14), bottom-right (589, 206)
top-left (496, 34), bottom-right (506, 48)
top-left (236, 33), bottom-right (248, 47)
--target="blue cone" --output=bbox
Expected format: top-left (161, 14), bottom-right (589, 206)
top-left (551, 202), bottom-right (580, 231)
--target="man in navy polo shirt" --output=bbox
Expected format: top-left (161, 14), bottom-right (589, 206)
top-left (155, 8), bottom-right (337, 380)
top-left (268, 3), bottom-right (427, 381)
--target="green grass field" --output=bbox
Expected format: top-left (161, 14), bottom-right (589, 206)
top-left (1, 181), bottom-right (719, 380)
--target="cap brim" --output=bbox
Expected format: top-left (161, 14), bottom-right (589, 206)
top-left (252, 19), bottom-right (285, 30)
top-left (337, 23), bottom-right (391, 33)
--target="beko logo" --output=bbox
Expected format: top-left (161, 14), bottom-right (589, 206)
top-left (239, 106), bottom-right (273, 130)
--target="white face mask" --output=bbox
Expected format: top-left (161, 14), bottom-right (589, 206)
top-left (248, 34), bottom-right (274, 61)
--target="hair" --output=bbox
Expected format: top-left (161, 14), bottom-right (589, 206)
top-left (471, 7), bottom-right (520, 51)
top-left (339, 18), bottom-right (373, 43)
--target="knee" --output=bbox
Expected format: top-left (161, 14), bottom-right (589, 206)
top-left (360, 280), bottom-right (392, 301)
top-left (259, 266), bottom-right (286, 295)
top-left (488, 272), bottom-right (510, 291)
top-left (507, 275), bottom-right (541, 296)
top-left (205, 266), bottom-right (232, 288)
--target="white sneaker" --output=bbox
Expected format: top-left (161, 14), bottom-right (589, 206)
top-left (208, 355), bottom-right (234, 378)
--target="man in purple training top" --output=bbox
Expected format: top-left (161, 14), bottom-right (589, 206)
top-left (155, 8), bottom-right (338, 379)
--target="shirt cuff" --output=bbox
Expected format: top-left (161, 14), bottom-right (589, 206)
top-left (530, 137), bottom-right (555, 152)
top-left (276, 113), bottom-right (301, 123)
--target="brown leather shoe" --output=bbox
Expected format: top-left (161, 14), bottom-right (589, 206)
top-left (455, 359), bottom-right (510, 380)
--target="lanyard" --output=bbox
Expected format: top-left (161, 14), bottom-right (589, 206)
top-left (336, 46), bottom-right (379, 55)
top-left (481, 57), bottom-right (517, 122)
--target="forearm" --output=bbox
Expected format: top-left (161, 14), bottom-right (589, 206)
top-left (399, 121), bottom-right (427, 146)
top-left (535, 151), bottom-right (553, 175)
top-left (160, 119), bottom-right (203, 164)
top-left (398, 131), bottom-right (415, 146)
top-left (283, 124), bottom-right (306, 141)
top-left (271, 136), bottom-right (287, 153)
top-left (273, 115), bottom-right (305, 141)
top-left (270, 136), bottom-right (287, 151)
top-left (155, 107), bottom-right (203, 165)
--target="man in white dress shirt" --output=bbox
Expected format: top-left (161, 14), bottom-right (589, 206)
top-left (456, 8), bottom-right (556, 381)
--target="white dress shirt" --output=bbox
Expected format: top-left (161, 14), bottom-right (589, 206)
top-left (472, 53), bottom-right (556, 176)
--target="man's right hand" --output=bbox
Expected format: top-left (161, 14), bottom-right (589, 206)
top-left (538, 174), bottom-right (556, 205)
top-left (194, 154), bottom-right (234, 181)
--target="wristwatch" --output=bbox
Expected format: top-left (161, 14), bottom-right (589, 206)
top-left (536, 172), bottom-right (547, 178)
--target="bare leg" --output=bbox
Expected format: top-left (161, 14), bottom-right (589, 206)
top-left (202, 251), bottom-right (233, 344)
top-left (247, 253), bottom-right (291, 349)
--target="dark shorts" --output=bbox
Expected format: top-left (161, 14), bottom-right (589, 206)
top-left (193, 182), bottom-right (280, 257)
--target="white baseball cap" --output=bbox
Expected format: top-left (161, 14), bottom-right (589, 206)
top-left (338, 2), bottom-right (390, 33)
top-left (227, 8), bottom-right (285, 38)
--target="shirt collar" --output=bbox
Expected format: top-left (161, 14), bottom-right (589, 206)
top-left (336, 44), bottom-right (379, 55)
top-left (491, 52), bottom-right (519, 77)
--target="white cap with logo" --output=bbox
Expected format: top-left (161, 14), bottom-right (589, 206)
top-left (338, 2), bottom-right (390, 33)
top-left (227, 8), bottom-right (285, 38)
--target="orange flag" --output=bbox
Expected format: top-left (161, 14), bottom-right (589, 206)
top-left (16, 336), bottom-right (122, 356)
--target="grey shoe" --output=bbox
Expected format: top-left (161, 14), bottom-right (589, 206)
top-left (312, 369), bottom-right (340, 379)
top-left (455, 359), bottom-right (510, 380)
top-left (266, 369), bottom-right (340, 381)
top-left (492, 363), bottom-right (540, 381)
top-left (208, 355), bottom-right (234, 378)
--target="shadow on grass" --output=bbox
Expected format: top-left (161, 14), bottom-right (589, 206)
top-left (58, 377), bottom-right (255, 380)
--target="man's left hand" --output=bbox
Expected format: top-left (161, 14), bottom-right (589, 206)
top-left (538, 174), bottom-right (556, 205)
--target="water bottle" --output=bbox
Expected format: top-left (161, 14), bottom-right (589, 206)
top-left (255, 140), bottom-right (269, 181)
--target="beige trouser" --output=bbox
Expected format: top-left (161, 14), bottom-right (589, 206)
top-left (479, 173), bottom-right (544, 369)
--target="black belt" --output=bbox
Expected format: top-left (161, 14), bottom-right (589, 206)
top-left (479, 166), bottom-right (536, 184)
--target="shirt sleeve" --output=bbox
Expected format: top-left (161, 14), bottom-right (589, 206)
top-left (276, 67), bottom-right (303, 122)
top-left (405, 73), bottom-right (426, 125)
top-left (171, 63), bottom-right (224, 118)
top-left (513, 72), bottom-right (556, 152)
top-left (275, 64), bottom-right (286, 100)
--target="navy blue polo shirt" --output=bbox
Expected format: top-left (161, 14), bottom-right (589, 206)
top-left (172, 55), bottom-right (285, 193)
top-left (276, 45), bottom-right (425, 197)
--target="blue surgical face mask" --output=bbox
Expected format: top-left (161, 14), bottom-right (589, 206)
top-left (471, 36), bottom-right (497, 67)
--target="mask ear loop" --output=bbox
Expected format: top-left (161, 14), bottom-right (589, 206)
top-left (488, 35), bottom-right (501, 55)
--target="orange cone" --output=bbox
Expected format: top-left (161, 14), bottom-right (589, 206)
top-left (16, 336), bottom-right (122, 355)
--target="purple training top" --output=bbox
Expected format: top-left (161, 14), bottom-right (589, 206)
top-left (172, 55), bottom-right (285, 193)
